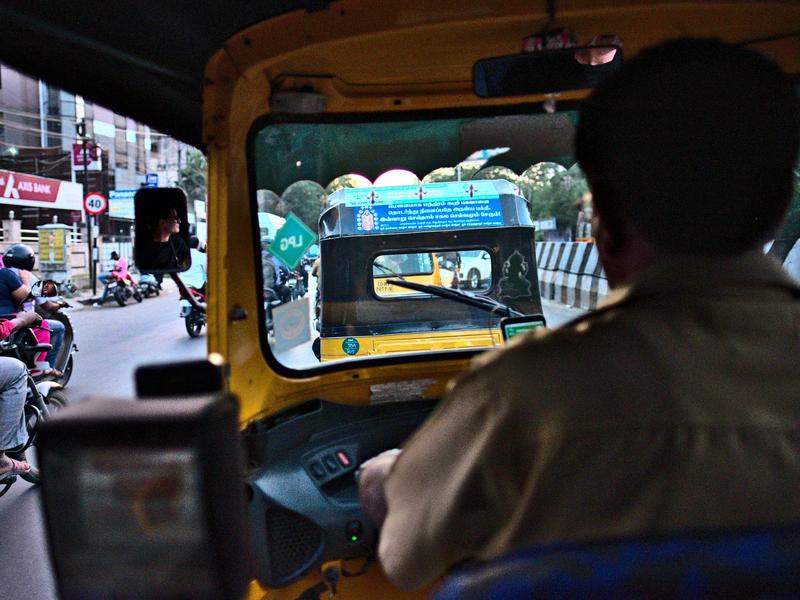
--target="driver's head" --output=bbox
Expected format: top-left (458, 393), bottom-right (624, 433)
top-left (576, 38), bottom-right (799, 258)
top-left (110, 251), bottom-right (119, 260)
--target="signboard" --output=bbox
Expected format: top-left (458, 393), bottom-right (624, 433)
top-left (145, 173), bottom-right (159, 188)
top-left (38, 227), bottom-right (67, 264)
top-left (84, 192), bottom-right (108, 216)
top-left (354, 197), bottom-right (503, 234)
top-left (269, 212), bottom-right (317, 269)
top-left (109, 189), bottom-right (136, 220)
top-left (0, 170), bottom-right (82, 210)
top-left (71, 143), bottom-right (102, 172)
top-left (533, 218), bottom-right (557, 231)
top-left (271, 297), bottom-right (311, 353)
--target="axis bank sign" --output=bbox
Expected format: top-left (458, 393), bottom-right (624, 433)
top-left (0, 170), bottom-right (82, 211)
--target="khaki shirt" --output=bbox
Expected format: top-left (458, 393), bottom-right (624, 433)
top-left (380, 251), bottom-right (800, 590)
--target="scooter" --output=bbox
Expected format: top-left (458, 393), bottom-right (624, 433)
top-left (180, 286), bottom-right (206, 338)
top-left (264, 287), bottom-right (284, 334)
top-left (100, 272), bottom-right (143, 306)
top-left (31, 280), bottom-right (78, 387)
top-left (138, 273), bottom-right (161, 298)
top-left (0, 328), bottom-right (67, 496)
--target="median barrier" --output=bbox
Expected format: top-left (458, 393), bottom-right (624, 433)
top-left (536, 238), bottom-right (800, 311)
top-left (535, 241), bottom-right (607, 310)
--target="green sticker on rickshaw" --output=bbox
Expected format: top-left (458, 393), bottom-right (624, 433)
top-left (342, 337), bottom-right (360, 355)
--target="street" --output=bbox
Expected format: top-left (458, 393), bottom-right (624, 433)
top-left (0, 286), bottom-right (205, 600)
top-left (0, 288), bottom-right (583, 600)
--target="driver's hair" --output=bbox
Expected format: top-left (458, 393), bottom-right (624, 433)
top-left (575, 38), bottom-right (799, 255)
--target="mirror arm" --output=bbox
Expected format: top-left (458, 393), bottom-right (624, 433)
top-left (171, 273), bottom-right (206, 314)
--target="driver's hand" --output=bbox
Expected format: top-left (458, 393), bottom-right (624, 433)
top-left (357, 448), bottom-right (402, 529)
top-left (16, 311), bottom-right (41, 328)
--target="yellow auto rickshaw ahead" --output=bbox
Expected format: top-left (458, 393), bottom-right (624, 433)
top-left (316, 180), bottom-right (542, 361)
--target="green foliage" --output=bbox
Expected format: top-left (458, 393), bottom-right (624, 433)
top-left (325, 174), bottom-right (369, 194)
top-left (281, 180), bottom-right (327, 232)
top-left (472, 166), bottom-right (520, 186)
top-left (177, 148), bottom-right (207, 205)
top-left (257, 190), bottom-right (286, 216)
top-left (422, 163), bottom-right (483, 183)
top-left (528, 166), bottom-right (588, 238)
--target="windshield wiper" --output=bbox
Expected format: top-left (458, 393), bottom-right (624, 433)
top-left (386, 279), bottom-right (524, 317)
top-left (373, 263), bottom-right (405, 279)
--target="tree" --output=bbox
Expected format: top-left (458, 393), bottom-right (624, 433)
top-left (281, 180), bottom-right (327, 232)
top-left (177, 148), bottom-right (207, 205)
top-left (422, 163), bottom-right (483, 183)
top-left (325, 173), bottom-right (372, 194)
top-left (257, 189), bottom-right (286, 216)
top-left (527, 164), bottom-right (588, 239)
top-left (472, 166), bottom-right (520, 186)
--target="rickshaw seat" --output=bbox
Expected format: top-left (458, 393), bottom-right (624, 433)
top-left (432, 523), bottom-right (800, 599)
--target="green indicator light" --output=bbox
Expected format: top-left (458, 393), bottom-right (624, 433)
top-left (351, 535), bottom-right (358, 542)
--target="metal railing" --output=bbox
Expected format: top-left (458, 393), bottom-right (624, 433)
top-left (15, 228), bottom-right (84, 244)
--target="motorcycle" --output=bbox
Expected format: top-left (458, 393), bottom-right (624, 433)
top-left (264, 287), bottom-right (285, 334)
top-left (31, 280), bottom-right (78, 387)
top-left (100, 272), bottom-right (143, 306)
top-left (0, 325), bottom-right (68, 496)
top-left (180, 286), bottom-right (206, 338)
top-left (137, 273), bottom-right (161, 298)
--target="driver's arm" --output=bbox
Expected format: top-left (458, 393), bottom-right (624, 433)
top-left (370, 367), bottom-right (512, 590)
top-left (10, 282), bottom-right (30, 307)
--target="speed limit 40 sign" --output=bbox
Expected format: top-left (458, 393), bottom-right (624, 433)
top-left (84, 192), bottom-right (108, 216)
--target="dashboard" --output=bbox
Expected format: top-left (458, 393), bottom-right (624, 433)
top-left (245, 399), bottom-right (435, 587)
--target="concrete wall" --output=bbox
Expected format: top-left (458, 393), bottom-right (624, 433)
top-left (536, 241), bottom-right (608, 310)
top-left (536, 240), bottom-right (800, 310)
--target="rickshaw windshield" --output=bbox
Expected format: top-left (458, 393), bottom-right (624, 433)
top-left (250, 110), bottom-right (582, 369)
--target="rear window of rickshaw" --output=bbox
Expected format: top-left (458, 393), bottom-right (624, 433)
top-left (250, 110), bottom-right (582, 370)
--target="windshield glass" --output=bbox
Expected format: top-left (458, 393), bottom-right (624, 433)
top-left (251, 111), bottom-right (585, 369)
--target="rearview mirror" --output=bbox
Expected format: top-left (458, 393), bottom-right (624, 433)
top-left (134, 188), bottom-right (191, 274)
top-left (473, 45), bottom-right (622, 98)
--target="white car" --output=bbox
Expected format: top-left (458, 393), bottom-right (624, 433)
top-left (457, 249), bottom-right (492, 290)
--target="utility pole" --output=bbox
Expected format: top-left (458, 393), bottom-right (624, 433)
top-left (77, 119), bottom-right (96, 295)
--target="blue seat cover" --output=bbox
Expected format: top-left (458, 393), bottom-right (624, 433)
top-left (433, 524), bottom-right (800, 599)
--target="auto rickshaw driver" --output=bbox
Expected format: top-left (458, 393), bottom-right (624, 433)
top-left (359, 38), bottom-right (800, 590)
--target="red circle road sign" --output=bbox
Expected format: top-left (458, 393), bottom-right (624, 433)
top-left (84, 192), bottom-right (108, 216)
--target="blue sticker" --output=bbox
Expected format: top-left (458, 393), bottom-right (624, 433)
top-left (354, 198), bottom-right (504, 234)
top-left (342, 337), bottom-right (360, 355)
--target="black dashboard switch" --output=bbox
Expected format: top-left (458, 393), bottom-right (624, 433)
top-left (346, 520), bottom-right (363, 542)
top-left (323, 455), bottom-right (340, 473)
top-left (335, 450), bottom-right (351, 467)
top-left (309, 461), bottom-right (326, 479)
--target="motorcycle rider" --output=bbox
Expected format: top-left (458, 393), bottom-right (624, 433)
top-left (0, 311), bottom-right (45, 481)
top-left (261, 238), bottom-right (291, 304)
top-left (182, 236), bottom-right (207, 296)
top-left (95, 251), bottom-right (128, 306)
top-left (0, 245), bottom-right (64, 376)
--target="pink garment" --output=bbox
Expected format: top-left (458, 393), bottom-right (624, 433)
top-left (0, 317), bottom-right (49, 364)
top-left (0, 320), bottom-right (14, 340)
top-left (32, 320), bottom-right (51, 364)
top-left (112, 257), bottom-right (128, 279)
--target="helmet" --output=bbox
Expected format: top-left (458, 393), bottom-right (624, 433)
top-left (3, 244), bottom-right (35, 271)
